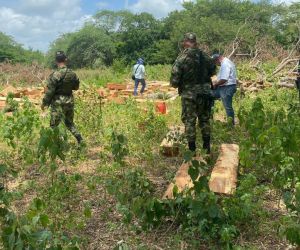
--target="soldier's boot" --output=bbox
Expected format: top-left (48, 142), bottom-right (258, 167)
top-left (188, 141), bottom-right (196, 152)
top-left (202, 136), bottom-right (211, 154)
top-left (75, 134), bottom-right (84, 145)
top-left (75, 134), bottom-right (81, 143)
top-left (66, 122), bottom-right (85, 146)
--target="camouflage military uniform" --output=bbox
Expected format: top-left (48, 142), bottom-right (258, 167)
top-left (170, 45), bottom-right (215, 151)
top-left (42, 66), bottom-right (83, 143)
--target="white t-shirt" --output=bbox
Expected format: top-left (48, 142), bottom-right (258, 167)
top-left (133, 64), bottom-right (146, 79)
top-left (217, 57), bottom-right (237, 86)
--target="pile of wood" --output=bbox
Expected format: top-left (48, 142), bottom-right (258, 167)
top-left (0, 81), bottom-right (179, 110)
top-left (0, 85), bottom-right (44, 99)
top-left (0, 85), bottom-right (44, 109)
top-left (239, 80), bottom-right (273, 93)
top-left (96, 81), bottom-right (178, 104)
top-left (239, 70), bottom-right (298, 92)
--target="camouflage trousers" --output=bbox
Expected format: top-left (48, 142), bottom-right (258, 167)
top-left (50, 96), bottom-right (82, 140)
top-left (181, 95), bottom-right (211, 142)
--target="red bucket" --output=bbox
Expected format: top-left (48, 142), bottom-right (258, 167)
top-left (156, 101), bottom-right (167, 114)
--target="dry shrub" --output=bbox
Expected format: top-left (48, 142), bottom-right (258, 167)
top-left (0, 63), bottom-right (51, 87)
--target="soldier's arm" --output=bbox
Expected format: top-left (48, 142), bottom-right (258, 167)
top-left (203, 53), bottom-right (216, 77)
top-left (170, 57), bottom-right (184, 88)
top-left (42, 72), bottom-right (59, 107)
top-left (73, 73), bottom-right (80, 91)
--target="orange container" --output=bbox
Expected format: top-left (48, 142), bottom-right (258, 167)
top-left (156, 101), bottom-right (167, 114)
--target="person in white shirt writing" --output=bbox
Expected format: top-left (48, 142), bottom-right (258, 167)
top-left (211, 54), bottom-right (237, 125)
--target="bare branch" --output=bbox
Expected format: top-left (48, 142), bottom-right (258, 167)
top-left (272, 36), bottom-right (300, 76)
top-left (272, 58), bottom-right (299, 76)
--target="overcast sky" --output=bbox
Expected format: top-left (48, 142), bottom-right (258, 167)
top-left (0, 0), bottom-right (294, 52)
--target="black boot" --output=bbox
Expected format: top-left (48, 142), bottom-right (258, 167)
top-left (202, 136), bottom-right (211, 154)
top-left (75, 134), bottom-right (83, 145)
top-left (188, 141), bottom-right (196, 152)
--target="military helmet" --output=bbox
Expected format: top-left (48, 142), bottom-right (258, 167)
top-left (55, 51), bottom-right (67, 62)
top-left (184, 33), bottom-right (197, 43)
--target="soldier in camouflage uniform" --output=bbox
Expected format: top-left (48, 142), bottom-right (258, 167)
top-left (41, 51), bottom-right (83, 144)
top-left (170, 33), bottom-right (216, 153)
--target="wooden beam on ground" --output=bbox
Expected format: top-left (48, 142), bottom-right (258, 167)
top-left (163, 157), bottom-right (203, 199)
top-left (106, 83), bottom-right (127, 91)
top-left (0, 97), bottom-right (39, 105)
top-left (160, 126), bottom-right (184, 157)
top-left (0, 85), bottom-right (19, 97)
top-left (119, 89), bottom-right (134, 96)
top-left (0, 100), bottom-right (6, 109)
top-left (209, 144), bottom-right (239, 195)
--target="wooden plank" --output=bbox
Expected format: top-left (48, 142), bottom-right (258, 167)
top-left (160, 126), bottom-right (184, 157)
top-left (209, 144), bottom-right (239, 195)
top-left (147, 85), bottom-right (161, 91)
top-left (163, 157), bottom-right (203, 199)
top-left (119, 89), bottom-right (134, 96)
top-left (106, 83), bottom-right (127, 91)
top-left (0, 85), bottom-right (22, 98)
top-left (0, 97), bottom-right (39, 104)
top-left (0, 100), bottom-right (6, 109)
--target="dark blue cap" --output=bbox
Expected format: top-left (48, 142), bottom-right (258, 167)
top-left (211, 54), bottom-right (221, 60)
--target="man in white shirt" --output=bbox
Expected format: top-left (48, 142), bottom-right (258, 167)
top-left (132, 58), bottom-right (146, 96)
top-left (212, 54), bottom-right (237, 124)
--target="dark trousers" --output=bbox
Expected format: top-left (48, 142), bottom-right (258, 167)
top-left (212, 85), bottom-right (237, 124)
top-left (134, 78), bottom-right (146, 96)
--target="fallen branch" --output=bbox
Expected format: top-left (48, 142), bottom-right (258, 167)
top-left (272, 36), bottom-right (300, 76)
top-left (272, 58), bottom-right (299, 76)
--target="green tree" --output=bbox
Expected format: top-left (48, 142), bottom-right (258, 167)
top-left (274, 2), bottom-right (300, 47)
top-left (66, 25), bottom-right (115, 68)
top-left (0, 32), bottom-right (43, 64)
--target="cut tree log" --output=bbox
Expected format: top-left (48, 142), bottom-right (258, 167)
top-left (163, 157), bottom-right (203, 199)
top-left (160, 126), bottom-right (184, 157)
top-left (209, 144), bottom-right (239, 195)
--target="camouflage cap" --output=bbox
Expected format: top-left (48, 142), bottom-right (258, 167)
top-left (55, 51), bottom-right (67, 62)
top-left (184, 33), bottom-right (197, 42)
